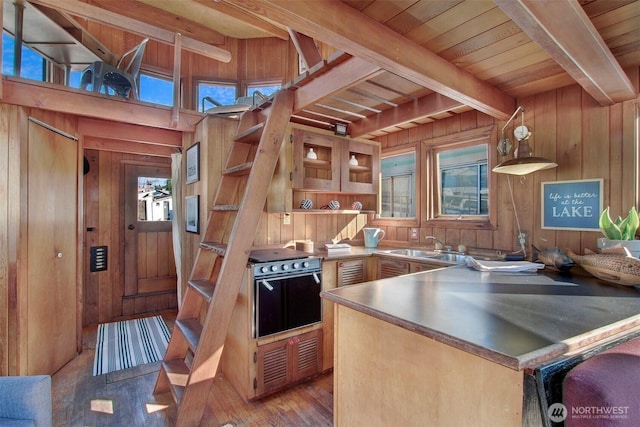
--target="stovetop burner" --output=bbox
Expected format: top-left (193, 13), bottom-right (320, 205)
top-left (248, 248), bottom-right (311, 263)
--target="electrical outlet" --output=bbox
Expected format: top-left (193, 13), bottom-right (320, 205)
top-left (516, 230), bottom-right (528, 248)
top-left (283, 213), bottom-right (291, 225)
top-left (410, 228), bottom-right (419, 241)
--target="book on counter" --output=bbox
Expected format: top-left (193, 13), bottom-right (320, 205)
top-left (325, 243), bottom-right (352, 254)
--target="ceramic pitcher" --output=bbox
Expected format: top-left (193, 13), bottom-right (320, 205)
top-left (363, 227), bottom-right (385, 248)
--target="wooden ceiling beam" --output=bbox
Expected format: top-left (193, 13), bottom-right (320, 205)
top-left (349, 93), bottom-right (464, 138)
top-left (494, 0), bottom-right (636, 106)
top-left (84, 135), bottom-right (178, 157)
top-left (293, 57), bottom-right (384, 112)
top-left (233, 0), bottom-right (514, 120)
top-left (27, 0), bottom-right (231, 62)
top-left (78, 118), bottom-right (182, 147)
top-left (88, 0), bottom-right (226, 45)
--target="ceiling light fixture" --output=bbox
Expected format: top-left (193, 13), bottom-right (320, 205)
top-left (492, 106), bottom-right (557, 176)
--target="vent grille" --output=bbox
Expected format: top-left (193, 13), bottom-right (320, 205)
top-left (262, 345), bottom-right (288, 386)
top-left (338, 259), bottom-right (364, 286)
top-left (379, 261), bottom-right (408, 279)
top-left (297, 336), bottom-right (319, 371)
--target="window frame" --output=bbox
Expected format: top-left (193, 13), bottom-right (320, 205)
top-left (422, 125), bottom-right (498, 230)
top-left (194, 78), bottom-right (239, 112)
top-left (138, 70), bottom-right (175, 106)
top-left (371, 143), bottom-right (421, 228)
top-left (242, 78), bottom-right (283, 98)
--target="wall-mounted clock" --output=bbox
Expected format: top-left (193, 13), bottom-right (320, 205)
top-left (514, 125), bottom-right (530, 140)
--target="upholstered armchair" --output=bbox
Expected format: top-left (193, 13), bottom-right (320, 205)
top-left (0, 375), bottom-right (52, 426)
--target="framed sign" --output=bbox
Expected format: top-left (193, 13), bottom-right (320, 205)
top-left (186, 142), bottom-right (200, 184)
top-left (541, 179), bottom-right (603, 231)
top-left (185, 195), bottom-right (199, 234)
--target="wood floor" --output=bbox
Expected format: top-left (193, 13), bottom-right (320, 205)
top-left (52, 310), bottom-right (334, 426)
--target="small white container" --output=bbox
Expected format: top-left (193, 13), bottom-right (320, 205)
top-left (349, 155), bottom-right (358, 166)
top-left (306, 148), bottom-right (317, 159)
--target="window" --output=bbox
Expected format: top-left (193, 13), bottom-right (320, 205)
top-left (424, 125), bottom-right (497, 228)
top-left (437, 144), bottom-right (488, 216)
top-left (139, 73), bottom-right (174, 106)
top-left (138, 177), bottom-right (172, 221)
top-left (380, 151), bottom-right (416, 218)
top-left (197, 81), bottom-right (237, 112)
top-left (247, 83), bottom-right (280, 99)
top-left (2, 32), bottom-right (46, 81)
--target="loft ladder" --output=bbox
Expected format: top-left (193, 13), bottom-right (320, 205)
top-left (154, 89), bottom-right (294, 426)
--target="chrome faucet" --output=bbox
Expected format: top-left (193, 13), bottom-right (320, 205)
top-left (425, 235), bottom-right (450, 252)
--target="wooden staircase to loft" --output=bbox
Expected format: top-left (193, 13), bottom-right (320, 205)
top-left (153, 89), bottom-right (294, 426)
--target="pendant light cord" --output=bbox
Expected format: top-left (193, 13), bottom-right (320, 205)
top-left (507, 175), bottom-right (527, 257)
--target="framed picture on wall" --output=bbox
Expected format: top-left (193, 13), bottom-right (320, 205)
top-left (185, 195), bottom-right (199, 234)
top-left (541, 179), bottom-right (603, 231)
top-left (186, 142), bottom-right (200, 184)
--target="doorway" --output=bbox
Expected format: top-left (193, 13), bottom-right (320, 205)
top-left (124, 164), bottom-right (176, 297)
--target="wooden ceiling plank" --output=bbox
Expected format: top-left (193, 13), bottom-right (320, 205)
top-left (27, 0), bottom-right (231, 62)
top-left (349, 92), bottom-right (464, 137)
top-left (89, 0), bottom-right (226, 45)
top-left (293, 56), bottom-right (384, 112)
top-left (194, 0), bottom-right (288, 40)
top-left (236, 0), bottom-right (514, 119)
top-left (494, 0), bottom-right (636, 105)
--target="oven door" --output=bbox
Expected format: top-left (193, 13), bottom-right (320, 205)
top-left (255, 271), bottom-right (322, 338)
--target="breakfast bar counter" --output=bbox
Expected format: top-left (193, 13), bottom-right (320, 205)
top-left (321, 265), bottom-right (640, 426)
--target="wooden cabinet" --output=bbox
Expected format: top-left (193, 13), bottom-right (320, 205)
top-left (377, 258), bottom-right (410, 279)
top-left (410, 261), bottom-right (447, 273)
top-left (267, 124), bottom-right (380, 213)
top-left (255, 329), bottom-right (323, 397)
top-left (337, 258), bottom-right (366, 286)
top-left (220, 265), bottom-right (333, 401)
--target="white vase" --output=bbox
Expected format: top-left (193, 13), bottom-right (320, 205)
top-left (597, 238), bottom-right (640, 258)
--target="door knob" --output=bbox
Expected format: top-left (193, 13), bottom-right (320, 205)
top-left (128, 224), bottom-right (135, 230)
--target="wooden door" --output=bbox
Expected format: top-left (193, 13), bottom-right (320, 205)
top-left (124, 164), bottom-right (176, 297)
top-left (26, 120), bottom-right (77, 374)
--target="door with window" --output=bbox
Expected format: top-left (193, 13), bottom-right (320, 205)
top-left (124, 164), bottom-right (176, 297)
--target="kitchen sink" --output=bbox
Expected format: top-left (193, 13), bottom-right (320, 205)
top-left (428, 253), bottom-right (468, 263)
top-left (383, 249), bottom-right (438, 258)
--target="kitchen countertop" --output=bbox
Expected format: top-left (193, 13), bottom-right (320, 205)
top-left (321, 264), bottom-right (640, 370)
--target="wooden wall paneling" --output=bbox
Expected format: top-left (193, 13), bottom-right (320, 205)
top-left (0, 104), bottom-right (10, 375)
top-left (83, 150), bottom-right (99, 325)
top-left (621, 97), bottom-right (638, 211)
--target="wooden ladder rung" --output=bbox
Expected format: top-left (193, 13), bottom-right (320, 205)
top-left (175, 318), bottom-right (203, 352)
top-left (199, 242), bottom-right (227, 255)
top-left (223, 161), bottom-right (253, 176)
top-left (212, 204), bottom-right (239, 212)
top-left (234, 122), bottom-right (265, 143)
top-left (188, 279), bottom-right (215, 302)
top-left (162, 359), bottom-right (189, 402)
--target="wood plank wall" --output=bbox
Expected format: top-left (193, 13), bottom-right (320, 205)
top-left (375, 80), bottom-right (639, 255)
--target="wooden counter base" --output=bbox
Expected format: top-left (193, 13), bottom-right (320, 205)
top-left (333, 305), bottom-right (523, 426)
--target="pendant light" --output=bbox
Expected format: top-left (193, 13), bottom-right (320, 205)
top-left (492, 106), bottom-right (557, 176)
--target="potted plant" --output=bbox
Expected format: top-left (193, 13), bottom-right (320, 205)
top-left (598, 206), bottom-right (640, 257)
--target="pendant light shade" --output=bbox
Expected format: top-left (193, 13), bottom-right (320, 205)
top-left (493, 106), bottom-right (557, 176)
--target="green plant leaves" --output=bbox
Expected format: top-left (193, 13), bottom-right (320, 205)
top-left (599, 206), bottom-right (639, 240)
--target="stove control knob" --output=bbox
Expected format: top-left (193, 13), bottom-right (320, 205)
top-left (271, 265), bottom-right (278, 272)
top-left (281, 264), bottom-right (289, 271)
top-left (260, 266), bottom-right (269, 274)
top-left (292, 262), bottom-right (300, 269)
top-left (302, 261), bottom-right (309, 268)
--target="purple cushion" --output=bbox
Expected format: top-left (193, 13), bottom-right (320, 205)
top-left (563, 337), bottom-right (640, 426)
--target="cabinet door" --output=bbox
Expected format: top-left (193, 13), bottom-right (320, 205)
top-left (410, 262), bottom-right (445, 273)
top-left (26, 119), bottom-right (77, 375)
top-left (291, 329), bottom-right (323, 382)
top-left (340, 139), bottom-right (380, 194)
top-left (292, 129), bottom-right (341, 191)
top-left (256, 338), bottom-right (291, 396)
top-left (338, 259), bottom-right (365, 286)
top-left (377, 259), bottom-right (409, 279)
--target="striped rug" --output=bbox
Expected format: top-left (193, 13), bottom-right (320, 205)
top-left (93, 315), bottom-right (170, 376)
